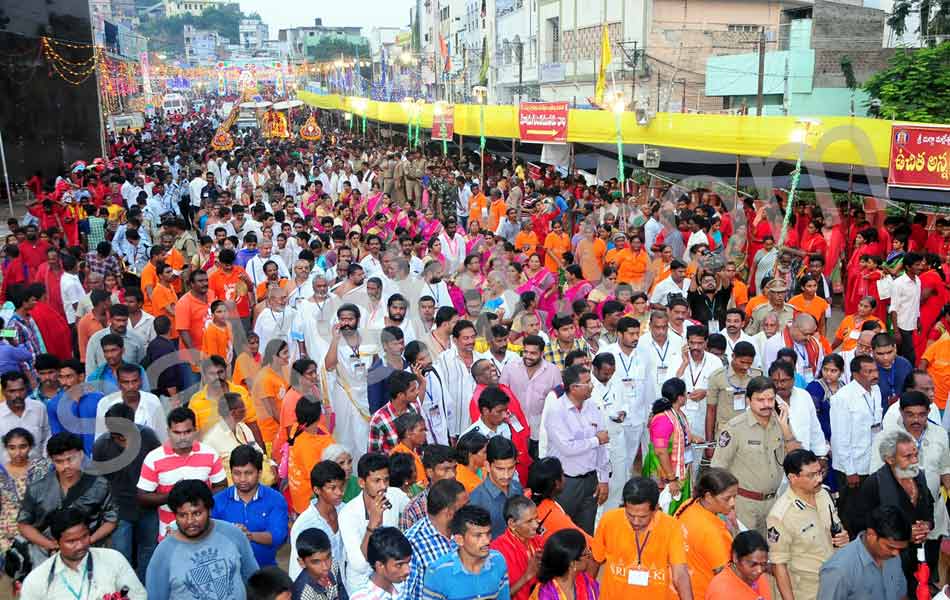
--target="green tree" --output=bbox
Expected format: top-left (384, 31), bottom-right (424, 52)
top-left (306, 36), bottom-right (370, 62)
top-left (139, 4), bottom-right (247, 57)
top-left (863, 41), bottom-right (950, 123)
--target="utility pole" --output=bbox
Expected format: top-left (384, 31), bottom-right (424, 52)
top-left (679, 79), bottom-right (686, 112)
top-left (755, 27), bottom-right (766, 116)
top-left (516, 40), bottom-right (523, 105)
top-left (656, 69), bottom-right (661, 112)
top-left (631, 41), bottom-right (638, 104)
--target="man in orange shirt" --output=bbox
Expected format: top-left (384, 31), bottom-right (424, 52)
top-left (487, 189), bottom-right (507, 232)
top-left (151, 262), bottom-right (180, 338)
top-left (176, 269), bottom-right (215, 382)
top-left (140, 246), bottom-right (165, 315)
top-left (543, 220), bottom-right (570, 274)
top-left (468, 183), bottom-right (488, 229)
top-left (592, 477), bottom-right (694, 600)
top-left (920, 338), bottom-right (950, 411)
top-left (159, 231), bottom-right (186, 294)
top-left (209, 248), bottom-right (255, 332)
top-left (77, 289), bottom-right (110, 362)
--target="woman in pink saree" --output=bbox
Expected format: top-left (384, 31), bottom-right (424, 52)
top-left (517, 253), bottom-right (558, 322)
top-left (561, 264), bottom-right (593, 313)
top-left (418, 207), bottom-right (442, 241)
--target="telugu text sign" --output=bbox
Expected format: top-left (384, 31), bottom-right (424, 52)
top-left (888, 124), bottom-right (950, 191)
top-left (432, 107), bottom-right (455, 141)
top-left (519, 102), bottom-right (569, 144)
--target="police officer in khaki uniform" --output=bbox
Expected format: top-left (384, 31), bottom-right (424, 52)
top-left (710, 375), bottom-right (801, 535)
top-left (704, 340), bottom-right (762, 449)
top-left (746, 278), bottom-right (796, 335)
top-left (768, 449), bottom-right (849, 600)
top-left (381, 154), bottom-right (396, 195)
top-left (405, 151), bottom-right (425, 206)
top-left (392, 155), bottom-right (407, 204)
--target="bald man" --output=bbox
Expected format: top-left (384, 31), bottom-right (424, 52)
top-left (763, 313), bottom-right (823, 383)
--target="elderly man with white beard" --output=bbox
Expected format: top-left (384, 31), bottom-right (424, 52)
top-left (853, 428), bottom-right (935, 596)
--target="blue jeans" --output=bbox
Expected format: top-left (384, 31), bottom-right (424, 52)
top-left (112, 513), bottom-right (158, 583)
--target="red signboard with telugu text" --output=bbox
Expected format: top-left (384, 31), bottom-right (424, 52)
top-left (888, 124), bottom-right (950, 190)
top-left (432, 107), bottom-right (454, 141)
top-left (518, 102), bottom-right (569, 144)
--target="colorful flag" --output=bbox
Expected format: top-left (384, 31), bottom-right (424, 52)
top-left (594, 23), bottom-right (611, 106)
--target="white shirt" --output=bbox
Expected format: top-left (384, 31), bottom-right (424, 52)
top-left (289, 502), bottom-right (343, 581)
top-left (681, 351), bottom-right (722, 438)
top-left (360, 255), bottom-right (384, 279)
top-left (188, 176), bottom-right (206, 207)
top-left (60, 272), bottom-right (85, 325)
top-left (339, 492), bottom-right (400, 593)
top-left (432, 347), bottom-right (477, 438)
top-left (254, 306), bottom-right (300, 359)
top-left (20, 548), bottom-right (146, 600)
top-left (890, 273), bottom-right (922, 330)
top-left (784, 387), bottom-right (828, 456)
top-left (723, 331), bottom-right (758, 365)
top-left (602, 343), bottom-right (644, 428)
top-left (649, 277), bottom-right (691, 306)
top-left (460, 417), bottom-right (511, 440)
top-left (245, 253), bottom-right (291, 287)
top-left (829, 380), bottom-right (883, 475)
top-left (128, 311), bottom-right (156, 345)
top-left (883, 399), bottom-right (941, 430)
top-left (95, 391), bottom-right (168, 441)
top-left (476, 349), bottom-right (520, 375)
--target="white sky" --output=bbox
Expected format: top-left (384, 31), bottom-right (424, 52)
top-left (238, 0), bottom-right (417, 35)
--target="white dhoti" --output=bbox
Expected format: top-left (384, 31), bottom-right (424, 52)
top-left (328, 344), bottom-right (372, 462)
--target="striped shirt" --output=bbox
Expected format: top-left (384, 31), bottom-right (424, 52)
top-left (136, 440), bottom-right (226, 539)
top-left (422, 550), bottom-right (510, 600)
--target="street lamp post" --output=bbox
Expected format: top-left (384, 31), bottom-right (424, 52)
top-left (607, 90), bottom-right (626, 187)
top-left (473, 85), bottom-right (487, 187)
top-left (414, 98), bottom-right (425, 149)
top-left (401, 96), bottom-right (415, 147)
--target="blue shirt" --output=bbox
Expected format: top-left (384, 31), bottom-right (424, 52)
top-left (876, 356), bottom-right (913, 408)
top-left (468, 477), bottom-right (523, 539)
top-left (817, 532), bottom-right (904, 600)
top-left (0, 341), bottom-right (32, 377)
top-left (211, 484), bottom-right (289, 567)
top-left (86, 362), bottom-right (149, 395)
top-left (422, 549), bottom-right (510, 600)
top-left (46, 389), bottom-right (103, 455)
top-left (405, 517), bottom-right (457, 600)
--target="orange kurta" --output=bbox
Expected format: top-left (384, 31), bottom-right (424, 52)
top-left (834, 314), bottom-right (885, 351)
top-left (788, 294), bottom-right (829, 329)
top-left (675, 501), bottom-right (733, 600)
top-left (202, 322), bottom-right (232, 363)
top-left (618, 250), bottom-right (650, 285)
top-left (455, 464), bottom-right (483, 493)
top-left (392, 441), bottom-right (428, 486)
top-left (288, 426), bottom-right (336, 514)
top-left (140, 261), bottom-right (159, 314)
top-left (251, 366), bottom-right (288, 448)
top-left (705, 567), bottom-right (772, 600)
top-left (592, 509), bottom-right (687, 600)
top-left (543, 231), bottom-right (570, 273)
top-left (515, 231), bottom-right (540, 257)
top-left (151, 282), bottom-right (179, 339)
top-left (468, 192), bottom-right (488, 225)
top-left (537, 498), bottom-right (593, 547)
top-left (922, 338), bottom-right (950, 410)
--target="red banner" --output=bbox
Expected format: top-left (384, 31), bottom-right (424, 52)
top-left (432, 107), bottom-right (454, 141)
top-left (519, 102), bottom-right (569, 144)
top-left (888, 124), bottom-right (950, 190)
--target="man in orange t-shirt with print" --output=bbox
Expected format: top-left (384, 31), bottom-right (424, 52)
top-left (176, 269), bottom-right (215, 382)
top-left (592, 477), bottom-right (694, 600)
top-left (209, 248), bottom-right (255, 331)
top-left (468, 183), bottom-right (488, 229)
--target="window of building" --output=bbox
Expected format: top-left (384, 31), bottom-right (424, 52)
top-left (727, 24), bottom-right (760, 32)
top-left (547, 17), bottom-right (560, 63)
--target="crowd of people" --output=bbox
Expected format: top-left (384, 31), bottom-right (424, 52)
top-left (1, 95), bottom-right (948, 600)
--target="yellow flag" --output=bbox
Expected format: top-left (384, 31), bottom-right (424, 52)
top-left (594, 24), bottom-right (611, 106)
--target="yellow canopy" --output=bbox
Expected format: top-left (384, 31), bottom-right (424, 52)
top-left (299, 91), bottom-right (896, 169)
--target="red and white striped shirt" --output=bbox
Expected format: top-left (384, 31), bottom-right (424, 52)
top-left (136, 440), bottom-right (226, 539)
